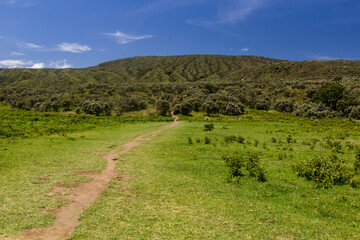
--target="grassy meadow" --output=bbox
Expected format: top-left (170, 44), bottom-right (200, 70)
top-left (1, 108), bottom-right (360, 239)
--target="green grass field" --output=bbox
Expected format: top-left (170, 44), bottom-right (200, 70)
top-left (1, 109), bottom-right (360, 239)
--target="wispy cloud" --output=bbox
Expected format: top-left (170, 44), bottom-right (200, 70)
top-left (311, 55), bottom-right (338, 61)
top-left (0, 59), bottom-right (34, 68)
top-left (50, 59), bottom-right (72, 69)
top-left (57, 43), bottom-right (91, 53)
top-left (0, 35), bottom-right (3, 39)
top-left (1, 0), bottom-right (39, 7)
top-left (25, 42), bottom-right (42, 49)
top-left (10, 51), bottom-right (25, 56)
top-left (105, 31), bottom-right (153, 45)
top-left (241, 47), bottom-right (249, 52)
top-left (188, 0), bottom-right (271, 28)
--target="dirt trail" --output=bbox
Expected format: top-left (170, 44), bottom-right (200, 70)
top-left (18, 115), bottom-right (179, 240)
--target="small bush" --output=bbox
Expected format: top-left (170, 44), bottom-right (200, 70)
top-left (223, 152), bottom-right (266, 183)
top-left (223, 153), bottom-right (245, 183)
top-left (204, 123), bottom-right (214, 131)
top-left (237, 136), bottom-right (245, 144)
top-left (246, 153), bottom-right (267, 182)
top-left (196, 138), bottom-right (201, 143)
top-left (187, 137), bottom-right (193, 145)
top-left (350, 176), bottom-right (360, 188)
top-left (292, 155), bottom-right (352, 188)
top-left (204, 136), bottom-right (211, 144)
top-left (271, 137), bottom-right (277, 143)
top-left (224, 135), bottom-right (237, 144)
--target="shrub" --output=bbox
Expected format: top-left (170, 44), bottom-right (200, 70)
top-left (349, 105), bottom-right (360, 120)
top-left (350, 176), bottom-right (360, 188)
top-left (156, 100), bottom-right (171, 116)
top-left (180, 102), bottom-right (192, 116)
top-left (237, 136), bottom-right (245, 144)
top-left (203, 123), bottom-right (214, 131)
top-left (246, 153), bottom-right (267, 182)
top-left (223, 153), bottom-right (245, 183)
top-left (187, 136), bottom-right (193, 145)
top-left (224, 135), bottom-right (237, 144)
top-left (173, 104), bottom-right (181, 115)
top-left (273, 100), bottom-right (294, 113)
top-left (292, 155), bottom-right (352, 188)
top-left (312, 84), bottom-right (345, 110)
top-left (225, 102), bottom-right (245, 116)
top-left (204, 136), bottom-right (211, 144)
top-left (202, 100), bottom-right (220, 116)
top-left (255, 97), bottom-right (271, 111)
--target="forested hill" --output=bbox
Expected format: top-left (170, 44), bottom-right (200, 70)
top-left (1, 54), bottom-right (360, 119)
top-left (90, 55), bottom-right (284, 83)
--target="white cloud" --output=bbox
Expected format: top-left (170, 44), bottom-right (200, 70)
top-left (28, 62), bottom-right (45, 68)
top-left (50, 59), bottom-right (72, 69)
top-left (312, 55), bottom-right (338, 61)
top-left (105, 31), bottom-right (153, 45)
top-left (25, 42), bottom-right (42, 48)
top-left (0, 59), bottom-right (33, 68)
top-left (10, 51), bottom-right (25, 56)
top-left (241, 47), bottom-right (249, 52)
top-left (2, 0), bottom-right (40, 7)
top-left (57, 42), bottom-right (91, 53)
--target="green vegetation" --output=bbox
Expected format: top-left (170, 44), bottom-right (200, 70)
top-left (0, 122), bottom-right (167, 237)
top-left (1, 54), bottom-right (360, 239)
top-left (68, 116), bottom-right (360, 239)
top-left (1, 55), bottom-right (360, 120)
top-left (0, 104), bottom-right (171, 139)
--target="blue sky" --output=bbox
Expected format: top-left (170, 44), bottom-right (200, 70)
top-left (0, 0), bottom-right (359, 68)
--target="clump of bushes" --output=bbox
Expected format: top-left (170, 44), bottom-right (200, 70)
top-left (203, 123), bottom-right (214, 131)
top-left (224, 135), bottom-right (245, 144)
top-left (292, 155), bottom-right (352, 188)
top-left (273, 100), bottom-right (294, 113)
top-left (223, 152), bottom-right (266, 183)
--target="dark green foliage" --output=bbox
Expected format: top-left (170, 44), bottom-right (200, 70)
top-left (202, 100), bottom-right (219, 116)
top-left (173, 104), bottom-right (181, 115)
top-left (350, 176), bottom-right (360, 188)
top-left (225, 102), bottom-right (245, 116)
top-left (223, 152), bottom-right (266, 182)
top-left (180, 102), bottom-right (192, 116)
top-left (156, 100), bottom-right (170, 116)
top-left (349, 106), bottom-right (360, 120)
top-left (203, 123), bottom-right (214, 131)
top-left (204, 136), bottom-right (211, 144)
top-left (246, 153), bottom-right (267, 182)
top-left (312, 84), bottom-right (345, 110)
top-left (286, 134), bottom-right (294, 143)
top-left (224, 135), bottom-right (237, 144)
top-left (187, 136), bottom-right (193, 145)
top-left (273, 100), bottom-right (294, 113)
top-left (224, 135), bottom-right (245, 144)
top-left (237, 135), bottom-right (245, 143)
top-left (255, 97), bottom-right (271, 111)
top-left (354, 150), bottom-right (360, 174)
top-left (292, 155), bottom-right (353, 188)
top-left (222, 153), bottom-right (245, 182)
top-left (82, 100), bottom-right (112, 116)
